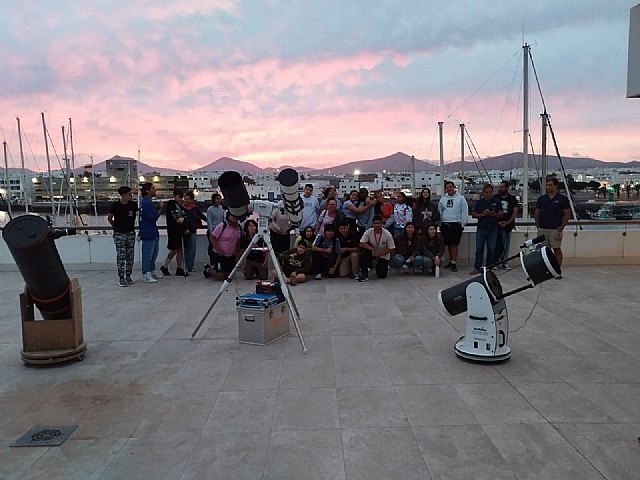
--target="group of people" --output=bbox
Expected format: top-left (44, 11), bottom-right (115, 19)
top-left (108, 177), bottom-right (570, 287)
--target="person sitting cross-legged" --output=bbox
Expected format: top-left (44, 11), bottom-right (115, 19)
top-left (358, 215), bottom-right (395, 282)
top-left (335, 221), bottom-right (361, 278)
top-left (415, 224), bottom-right (445, 275)
top-left (311, 225), bottom-right (341, 280)
top-left (390, 222), bottom-right (421, 273)
top-left (276, 240), bottom-right (312, 285)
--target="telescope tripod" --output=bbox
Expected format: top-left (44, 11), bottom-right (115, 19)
top-left (191, 215), bottom-right (307, 354)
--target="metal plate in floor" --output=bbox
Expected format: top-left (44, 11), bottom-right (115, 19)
top-left (11, 425), bottom-right (79, 447)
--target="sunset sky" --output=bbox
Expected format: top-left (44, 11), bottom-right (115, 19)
top-left (1, 1), bottom-right (639, 171)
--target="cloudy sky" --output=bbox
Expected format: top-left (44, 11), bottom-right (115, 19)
top-left (1, 1), bottom-right (638, 171)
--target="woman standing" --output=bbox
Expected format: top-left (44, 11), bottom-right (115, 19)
top-left (412, 188), bottom-right (440, 235)
top-left (182, 190), bottom-right (207, 272)
top-left (315, 198), bottom-right (344, 235)
top-left (389, 192), bottom-right (413, 236)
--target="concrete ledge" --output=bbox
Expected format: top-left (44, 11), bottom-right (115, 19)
top-left (1, 230), bottom-right (639, 267)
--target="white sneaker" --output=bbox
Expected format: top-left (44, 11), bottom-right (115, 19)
top-left (151, 270), bottom-right (163, 279)
top-left (143, 272), bottom-right (158, 283)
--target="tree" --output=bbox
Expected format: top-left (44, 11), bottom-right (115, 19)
top-left (635, 183), bottom-right (640, 198)
top-left (612, 184), bottom-right (621, 199)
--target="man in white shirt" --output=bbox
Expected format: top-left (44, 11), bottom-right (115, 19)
top-left (438, 181), bottom-right (468, 272)
top-left (358, 216), bottom-right (396, 281)
top-left (299, 184), bottom-right (319, 231)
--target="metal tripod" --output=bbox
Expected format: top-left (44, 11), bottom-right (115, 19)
top-left (190, 214), bottom-right (307, 353)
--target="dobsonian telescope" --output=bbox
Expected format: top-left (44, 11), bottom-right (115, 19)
top-left (2, 215), bottom-right (86, 365)
top-left (438, 235), bottom-right (561, 362)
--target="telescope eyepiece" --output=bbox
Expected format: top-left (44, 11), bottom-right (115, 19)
top-left (50, 227), bottom-right (77, 240)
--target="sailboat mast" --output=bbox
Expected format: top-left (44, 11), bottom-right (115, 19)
top-left (69, 118), bottom-right (79, 209)
top-left (3, 141), bottom-right (12, 217)
top-left (410, 155), bottom-right (416, 196)
top-left (90, 155), bottom-right (98, 218)
top-left (522, 44), bottom-right (530, 222)
top-left (438, 121), bottom-right (444, 196)
top-left (459, 123), bottom-right (465, 194)
top-left (41, 112), bottom-right (56, 221)
top-left (61, 125), bottom-right (73, 221)
top-left (16, 117), bottom-right (28, 212)
top-left (541, 112), bottom-right (548, 186)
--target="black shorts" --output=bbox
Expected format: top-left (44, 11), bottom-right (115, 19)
top-left (212, 253), bottom-right (236, 273)
top-left (440, 222), bottom-right (463, 246)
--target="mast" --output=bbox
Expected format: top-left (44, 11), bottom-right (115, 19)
top-left (410, 155), bottom-right (416, 196)
top-left (459, 123), bottom-right (465, 194)
top-left (61, 125), bottom-right (73, 221)
top-left (17, 117), bottom-right (28, 212)
top-left (3, 141), bottom-right (12, 217)
top-left (438, 121), bottom-right (444, 196)
top-left (541, 112), bottom-right (548, 186)
top-left (41, 112), bottom-right (56, 221)
top-left (522, 44), bottom-right (530, 222)
top-left (69, 118), bottom-right (79, 212)
top-left (90, 155), bottom-right (98, 218)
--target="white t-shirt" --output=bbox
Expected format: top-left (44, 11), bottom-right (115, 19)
top-left (360, 227), bottom-right (395, 261)
top-left (300, 195), bottom-right (319, 229)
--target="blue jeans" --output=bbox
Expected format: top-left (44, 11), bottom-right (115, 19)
top-left (183, 234), bottom-right (197, 270)
top-left (474, 228), bottom-right (498, 270)
top-left (390, 254), bottom-right (424, 269)
top-left (141, 237), bottom-right (159, 274)
top-left (497, 229), bottom-right (512, 265)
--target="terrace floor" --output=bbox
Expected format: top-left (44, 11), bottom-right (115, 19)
top-left (1, 262), bottom-right (639, 479)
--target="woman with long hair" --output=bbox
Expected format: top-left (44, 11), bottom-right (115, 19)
top-left (239, 219), bottom-right (268, 280)
top-left (413, 188), bottom-right (440, 235)
top-left (296, 226), bottom-right (316, 246)
top-left (390, 222), bottom-right (420, 272)
top-left (415, 224), bottom-right (445, 275)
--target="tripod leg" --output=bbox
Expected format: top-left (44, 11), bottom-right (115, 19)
top-left (190, 237), bottom-right (255, 339)
top-left (264, 238), bottom-right (308, 354)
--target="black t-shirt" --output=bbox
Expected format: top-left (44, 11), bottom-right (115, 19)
top-left (109, 201), bottom-right (137, 233)
top-left (239, 235), bottom-right (266, 262)
top-left (337, 231), bottom-right (360, 257)
top-left (496, 194), bottom-right (519, 231)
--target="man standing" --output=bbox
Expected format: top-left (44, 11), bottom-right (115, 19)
top-left (139, 182), bottom-right (163, 283)
top-left (299, 184), bottom-right (319, 232)
top-left (535, 177), bottom-right (571, 265)
top-left (438, 181), bottom-right (468, 272)
top-left (358, 216), bottom-right (395, 281)
top-left (108, 186), bottom-right (138, 287)
top-left (495, 180), bottom-right (518, 270)
top-left (470, 183), bottom-right (502, 274)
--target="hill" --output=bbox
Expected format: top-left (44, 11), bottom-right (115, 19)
top-left (308, 152), bottom-right (439, 174)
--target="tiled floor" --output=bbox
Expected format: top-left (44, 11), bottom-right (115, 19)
top-left (0, 263), bottom-right (639, 479)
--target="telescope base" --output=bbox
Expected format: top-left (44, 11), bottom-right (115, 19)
top-left (21, 343), bottom-right (87, 366)
top-left (20, 278), bottom-right (86, 367)
top-left (454, 339), bottom-right (511, 363)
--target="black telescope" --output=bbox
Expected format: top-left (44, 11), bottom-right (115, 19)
top-left (218, 171), bottom-right (250, 220)
top-left (2, 215), bottom-right (76, 320)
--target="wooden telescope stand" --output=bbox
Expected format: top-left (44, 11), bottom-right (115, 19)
top-left (19, 278), bottom-right (87, 366)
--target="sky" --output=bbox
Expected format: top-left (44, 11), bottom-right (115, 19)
top-left (1, 0), bottom-right (639, 171)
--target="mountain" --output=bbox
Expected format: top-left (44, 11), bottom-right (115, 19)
top-left (443, 152), bottom-right (640, 171)
top-left (192, 157), bottom-right (267, 174)
top-left (307, 152), bottom-right (439, 174)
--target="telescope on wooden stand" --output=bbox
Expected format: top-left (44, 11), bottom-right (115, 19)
top-left (2, 215), bottom-right (86, 366)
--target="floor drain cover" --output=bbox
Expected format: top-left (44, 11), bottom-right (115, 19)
top-left (11, 425), bottom-right (78, 447)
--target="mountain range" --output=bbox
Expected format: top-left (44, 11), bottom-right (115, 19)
top-left (18, 152), bottom-right (640, 176)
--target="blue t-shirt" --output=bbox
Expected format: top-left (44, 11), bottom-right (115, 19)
top-left (474, 196), bottom-right (502, 230)
top-left (535, 193), bottom-right (570, 229)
